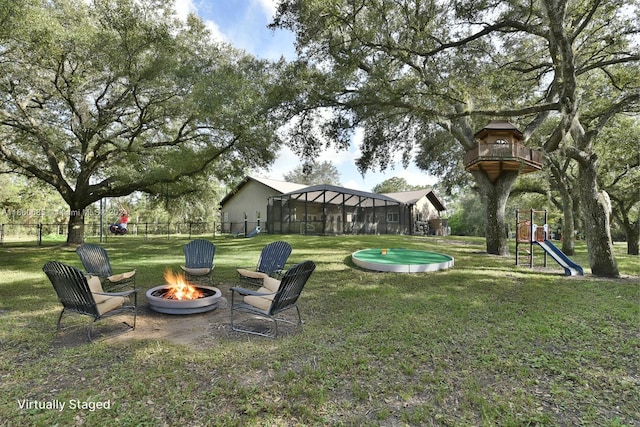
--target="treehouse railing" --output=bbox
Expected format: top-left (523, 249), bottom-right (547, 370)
top-left (464, 141), bottom-right (543, 167)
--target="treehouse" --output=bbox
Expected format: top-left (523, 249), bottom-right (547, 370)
top-left (464, 120), bottom-right (543, 182)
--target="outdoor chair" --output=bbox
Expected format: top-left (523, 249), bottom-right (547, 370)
top-left (181, 239), bottom-right (216, 284)
top-left (76, 243), bottom-right (136, 292)
top-left (230, 260), bottom-right (316, 338)
top-left (237, 241), bottom-right (292, 286)
top-left (43, 261), bottom-right (137, 342)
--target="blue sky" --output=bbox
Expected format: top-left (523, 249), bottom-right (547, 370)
top-left (174, 0), bottom-right (437, 191)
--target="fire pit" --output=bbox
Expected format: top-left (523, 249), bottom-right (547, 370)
top-left (146, 269), bottom-right (222, 315)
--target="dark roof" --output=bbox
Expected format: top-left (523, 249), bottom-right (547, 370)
top-left (383, 189), bottom-right (430, 204)
top-left (227, 179), bottom-right (447, 211)
top-left (277, 184), bottom-right (402, 206)
top-left (384, 189), bottom-right (446, 212)
top-left (474, 120), bottom-right (523, 139)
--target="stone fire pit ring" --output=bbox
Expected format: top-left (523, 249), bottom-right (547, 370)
top-left (146, 285), bottom-right (222, 315)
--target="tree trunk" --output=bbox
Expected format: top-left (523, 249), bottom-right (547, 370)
top-left (553, 175), bottom-right (577, 255)
top-left (474, 170), bottom-right (519, 255)
top-left (578, 161), bottom-right (619, 277)
top-left (561, 201), bottom-right (576, 255)
top-left (548, 161), bottom-right (576, 255)
top-left (623, 220), bottom-right (639, 256)
top-left (612, 200), bottom-right (640, 256)
top-left (66, 207), bottom-right (86, 245)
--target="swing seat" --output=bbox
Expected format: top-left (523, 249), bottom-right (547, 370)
top-left (110, 225), bottom-right (128, 235)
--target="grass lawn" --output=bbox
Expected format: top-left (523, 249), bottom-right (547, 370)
top-left (0, 234), bottom-right (638, 426)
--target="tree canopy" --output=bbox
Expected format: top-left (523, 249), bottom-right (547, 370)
top-left (0, 0), bottom-right (287, 243)
top-left (371, 177), bottom-right (428, 194)
top-left (283, 160), bottom-right (341, 185)
top-left (272, 0), bottom-right (639, 276)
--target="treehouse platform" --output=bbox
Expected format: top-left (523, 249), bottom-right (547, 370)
top-left (464, 120), bottom-right (543, 182)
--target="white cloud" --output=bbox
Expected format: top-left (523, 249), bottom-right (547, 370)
top-left (258, 146), bottom-right (300, 180)
top-left (254, 0), bottom-right (278, 19)
top-left (203, 20), bottom-right (226, 43)
top-left (173, 0), bottom-right (197, 20)
top-left (173, 0), bottom-right (226, 42)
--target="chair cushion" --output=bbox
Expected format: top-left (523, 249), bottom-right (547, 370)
top-left (95, 295), bottom-right (126, 315)
top-left (107, 270), bottom-right (136, 282)
top-left (87, 276), bottom-right (103, 293)
top-left (237, 269), bottom-right (269, 280)
top-left (88, 276), bottom-right (126, 311)
top-left (88, 276), bottom-right (110, 304)
top-left (262, 276), bottom-right (281, 292)
top-left (244, 287), bottom-right (275, 311)
top-left (181, 266), bottom-right (212, 276)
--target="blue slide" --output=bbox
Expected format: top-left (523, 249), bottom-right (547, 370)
top-left (535, 240), bottom-right (584, 276)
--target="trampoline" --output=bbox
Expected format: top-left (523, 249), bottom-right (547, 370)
top-left (352, 248), bottom-right (454, 273)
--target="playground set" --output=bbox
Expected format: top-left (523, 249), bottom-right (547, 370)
top-left (516, 209), bottom-right (584, 276)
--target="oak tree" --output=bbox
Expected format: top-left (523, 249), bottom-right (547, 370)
top-left (0, 0), bottom-right (286, 243)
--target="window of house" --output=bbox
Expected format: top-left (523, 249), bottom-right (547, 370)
top-left (387, 212), bottom-right (399, 223)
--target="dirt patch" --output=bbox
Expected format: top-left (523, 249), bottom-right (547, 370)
top-left (110, 296), bottom-right (231, 345)
top-left (53, 285), bottom-right (301, 347)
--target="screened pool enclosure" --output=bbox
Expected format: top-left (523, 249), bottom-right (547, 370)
top-left (267, 184), bottom-right (416, 235)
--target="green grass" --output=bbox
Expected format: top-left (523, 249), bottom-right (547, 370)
top-left (0, 234), bottom-right (638, 426)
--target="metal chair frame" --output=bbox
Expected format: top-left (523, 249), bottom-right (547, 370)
top-left (76, 243), bottom-right (136, 292)
top-left (231, 261), bottom-right (316, 338)
top-left (237, 241), bottom-right (292, 286)
top-left (43, 261), bottom-right (137, 342)
top-left (181, 239), bottom-right (216, 284)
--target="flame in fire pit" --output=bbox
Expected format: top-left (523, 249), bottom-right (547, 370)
top-left (163, 269), bottom-right (205, 300)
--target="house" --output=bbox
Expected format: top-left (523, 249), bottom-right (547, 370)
top-left (382, 189), bottom-right (448, 235)
top-left (220, 176), bottom-right (447, 236)
top-left (219, 176), bottom-right (307, 234)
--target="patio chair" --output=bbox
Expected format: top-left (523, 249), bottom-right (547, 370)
top-left (230, 260), bottom-right (316, 338)
top-left (76, 243), bottom-right (136, 292)
top-left (181, 239), bottom-right (216, 284)
top-left (43, 261), bottom-right (137, 342)
top-left (237, 241), bottom-right (292, 286)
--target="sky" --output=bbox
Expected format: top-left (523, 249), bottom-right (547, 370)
top-left (173, 0), bottom-right (437, 192)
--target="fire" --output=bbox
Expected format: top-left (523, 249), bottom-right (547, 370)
top-left (163, 269), bottom-right (204, 300)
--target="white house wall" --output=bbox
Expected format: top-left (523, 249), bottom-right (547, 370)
top-left (221, 181), bottom-right (276, 232)
top-left (414, 197), bottom-right (439, 222)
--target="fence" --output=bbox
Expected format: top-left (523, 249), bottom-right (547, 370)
top-left (0, 221), bottom-right (263, 246)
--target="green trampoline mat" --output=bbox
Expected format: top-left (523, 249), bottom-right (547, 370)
top-left (352, 248), bottom-right (453, 265)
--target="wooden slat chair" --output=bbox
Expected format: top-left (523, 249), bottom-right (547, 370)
top-left (237, 241), bottom-right (292, 286)
top-left (231, 260), bottom-right (316, 338)
top-left (43, 261), bottom-right (137, 342)
top-left (181, 239), bottom-right (216, 285)
top-left (76, 243), bottom-right (136, 292)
